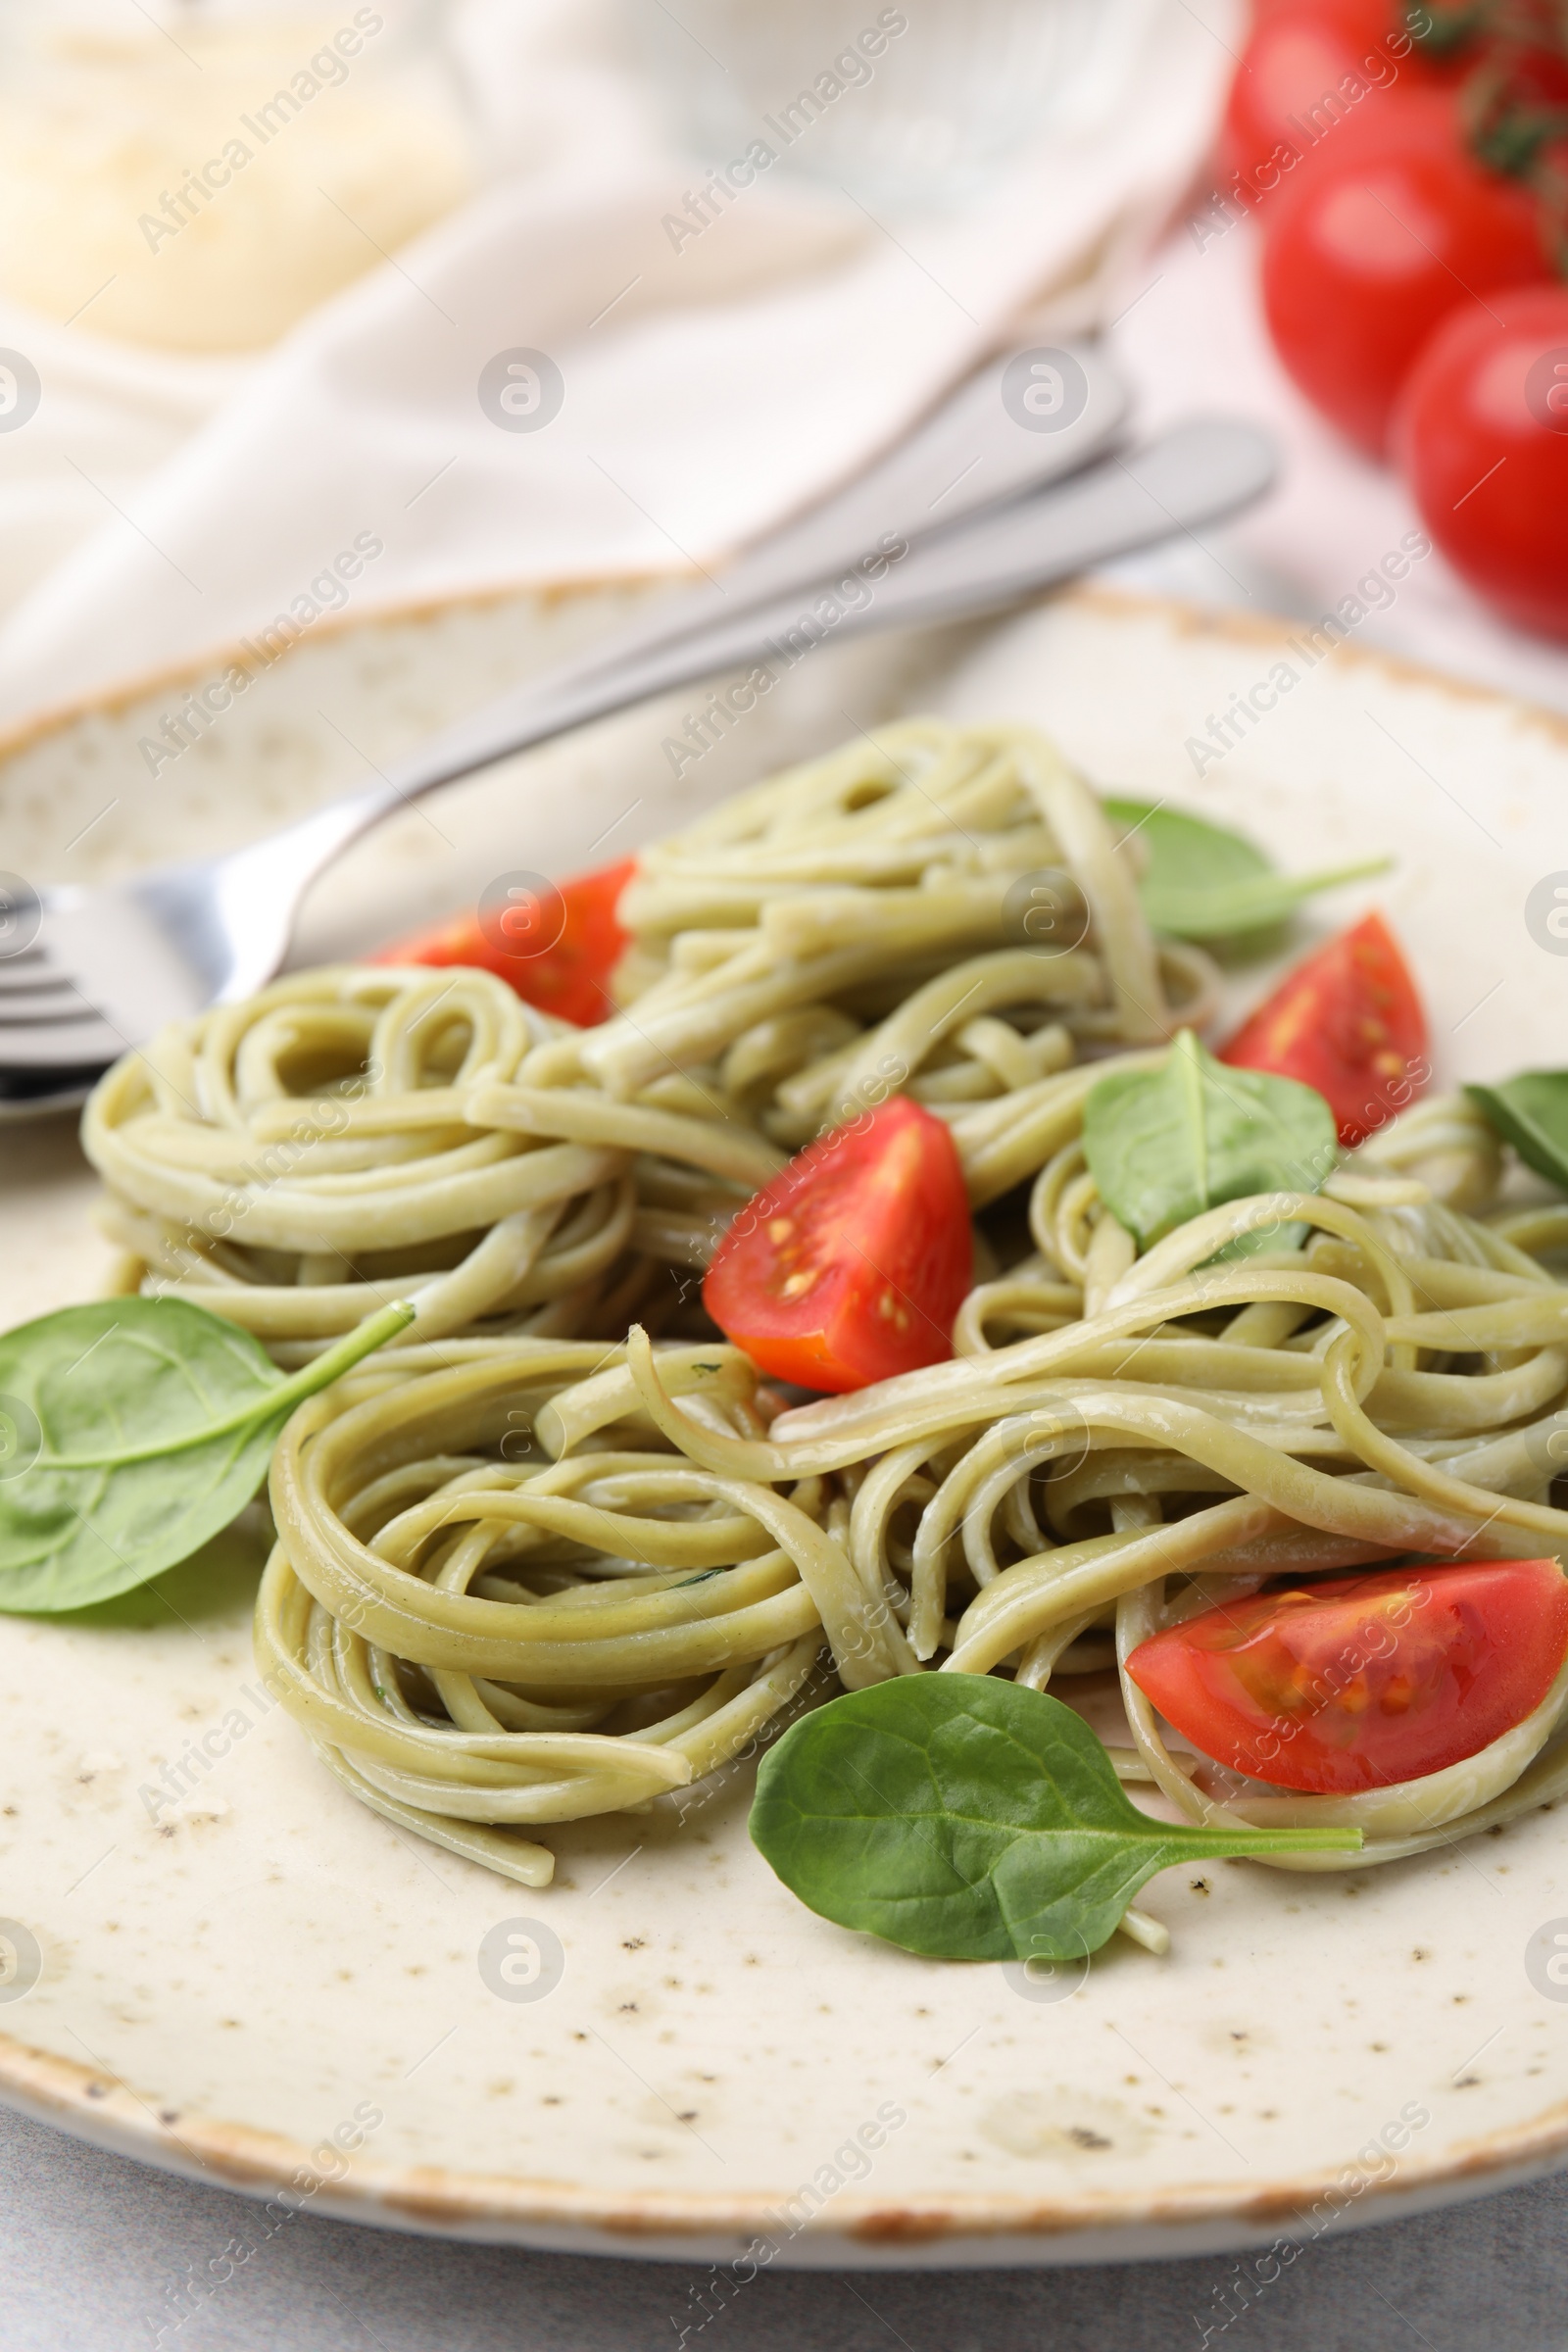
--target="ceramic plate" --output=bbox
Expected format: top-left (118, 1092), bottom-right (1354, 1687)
top-left (2, 584), bottom-right (1566, 2268)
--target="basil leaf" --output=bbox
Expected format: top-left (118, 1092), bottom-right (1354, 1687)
top-left (1466, 1074), bottom-right (1568, 1195)
top-left (750, 1677), bottom-right (1359, 1962)
top-left (0, 1296), bottom-right (413, 1613)
top-left (1083, 1029), bottom-right (1338, 1248)
top-left (1103, 797), bottom-right (1388, 943)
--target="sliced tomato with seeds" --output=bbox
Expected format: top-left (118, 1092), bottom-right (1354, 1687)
top-left (703, 1096), bottom-right (971, 1394)
top-left (369, 857), bottom-right (635, 1028)
top-left (1219, 910), bottom-right (1429, 1147)
top-left (1127, 1559), bottom-right (1568, 1794)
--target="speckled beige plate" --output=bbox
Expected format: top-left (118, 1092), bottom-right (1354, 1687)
top-left (2, 584), bottom-right (1567, 2268)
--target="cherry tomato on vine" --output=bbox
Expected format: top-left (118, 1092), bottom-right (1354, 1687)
top-left (1225, 3), bottom-right (1453, 191)
top-left (1260, 102), bottom-right (1547, 453)
top-left (703, 1096), bottom-right (971, 1393)
top-left (1126, 1559), bottom-right (1568, 1794)
top-left (371, 856), bottom-right (636, 1028)
top-left (1393, 283), bottom-right (1568, 641)
top-left (1248, 0), bottom-right (1405, 24)
top-left (1219, 912), bottom-right (1429, 1148)
top-left (1469, 37), bottom-right (1568, 160)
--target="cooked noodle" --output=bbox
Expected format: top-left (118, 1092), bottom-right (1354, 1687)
top-left (82, 968), bottom-right (780, 1366)
top-left (82, 723), bottom-right (1215, 1352)
top-left (78, 718), bottom-right (1568, 1916)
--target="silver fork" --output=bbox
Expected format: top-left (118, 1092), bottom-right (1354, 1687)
top-left (0, 375), bottom-right (1274, 1114)
top-left (0, 335), bottom-right (1126, 1102)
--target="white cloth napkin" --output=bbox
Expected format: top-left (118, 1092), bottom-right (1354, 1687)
top-left (0, 0), bottom-right (1239, 734)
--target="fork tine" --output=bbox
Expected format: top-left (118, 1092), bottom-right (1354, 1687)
top-left (0, 927), bottom-right (116, 1059)
top-left (0, 933), bottom-right (124, 1065)
top-left (0, 1004), bottom-right (112, 1028)
top-left (0, 948), bottom-right (93, 1000)
top-left (0, 966), bottom-right (86, 1005)
top-left (0, 888), bottom-right (178, 1086)
top-left (0, 1027), bottom-right (122, 1069)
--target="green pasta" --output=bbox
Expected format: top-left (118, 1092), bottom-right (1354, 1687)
top-left (72, 719), bottom-right (1568, 1931)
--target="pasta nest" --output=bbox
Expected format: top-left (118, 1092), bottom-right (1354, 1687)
top-left (75, 718), bottom-right (1568, 1902)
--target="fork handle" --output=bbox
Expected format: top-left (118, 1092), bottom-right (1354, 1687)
top-left (242, 418), bottom-right (1275, 923)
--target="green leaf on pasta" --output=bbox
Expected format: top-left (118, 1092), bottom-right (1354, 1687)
top-left (1102, 797), bottom-right (1389, 944)
top-left (1083, 1029), bottom-right (1338, 1248)
top-left (1465, 1073), bottom-right (1568, 1195)
top-left (749, 1677), bottom-right (1359, 1962)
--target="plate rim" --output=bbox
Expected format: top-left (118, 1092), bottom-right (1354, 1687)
top-left (2, 573), bottom-right (1566, 780)
top-left (1, 2021), bottom-right (1563, 2259)
top-left (0, 565), bottom-right (674, 771)
top-left (4, 580), bottom-right (1568, 2258)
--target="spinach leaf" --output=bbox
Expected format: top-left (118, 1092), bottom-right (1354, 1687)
top-left (0, 1296), bottom-right (413, 1613)
top-left (1103, 797), bottom-right (1388, 943)
top-left (750, 1677), bottom-right (1359, 1963)
top-left (1466, 1074), bottom-right (1568, 1195)
top-left (1083, 1029), bottom-right (1338, 1247)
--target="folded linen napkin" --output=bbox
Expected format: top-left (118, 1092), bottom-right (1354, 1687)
top-left (0, 0), bottom-right (1238, 733)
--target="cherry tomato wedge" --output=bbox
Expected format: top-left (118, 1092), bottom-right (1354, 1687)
top-left (1220, 911), bottom-right (1429, 1148)
top-left (1393, 283), bottom-right (1568, 643)
top-left (703, 1096), bottom-right (971, 1394)
top-left (1126, 1559), bottom-right (1568, 1793)
top-left (370, 857), bottom-right (635, 1028)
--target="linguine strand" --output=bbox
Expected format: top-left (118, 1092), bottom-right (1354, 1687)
top-left (69, 717), bottom-right (1568, 1923)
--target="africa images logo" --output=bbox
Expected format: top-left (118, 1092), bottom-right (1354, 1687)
top-left (1525, 872), bottom-right (1568, 957)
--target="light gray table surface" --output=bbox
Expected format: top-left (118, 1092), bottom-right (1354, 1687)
top-left (1, 2097), bottom-right (1563, 2352)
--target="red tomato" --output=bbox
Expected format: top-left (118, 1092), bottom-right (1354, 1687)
top-left (1225, 6), bottom-right (1453, 194)
top-left (1220, 912), bottom-right (1430, 1148)
top-left (1126, 1559), bottom-right (1568, 1793)
top-left (703, 1096), bottom-right (971, 1394)
top-left (1393, 283), bottom-right (1568, 641)
top-left (1261, 109), bottom-right (1547, 454)
top-left (370, 857), bottom-right (635, 1028)
top-left (1247, 0), bottom-right (1396, 24)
